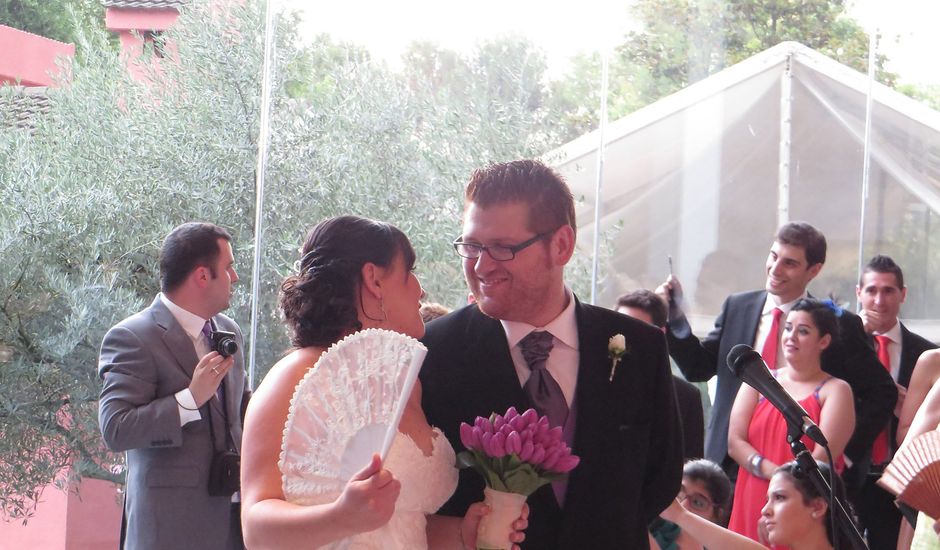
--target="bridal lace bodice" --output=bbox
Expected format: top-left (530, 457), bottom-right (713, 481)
top-left (325, 428), bottom-right (458, 550)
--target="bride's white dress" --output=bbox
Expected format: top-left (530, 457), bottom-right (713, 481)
top-left (327, 428), bottom-right (458, 550)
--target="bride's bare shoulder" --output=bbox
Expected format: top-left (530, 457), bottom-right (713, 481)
top-left (254, 347), bottom-right (326, 401)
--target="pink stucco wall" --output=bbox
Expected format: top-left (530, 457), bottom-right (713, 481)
top-left (0, 477), bottom-right (122, 550)
top-left (0, 25), bottom-right (74, 86)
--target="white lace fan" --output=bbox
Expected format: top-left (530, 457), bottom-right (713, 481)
top-left (279, 328), bottom-right (426, 505)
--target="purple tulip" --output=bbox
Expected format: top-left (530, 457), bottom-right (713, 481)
top-left (553, 454), bottom-right (581, 474)
top-left (471, 427), bottom-right (485, 450)
top-left (504, 406), bottom-right (519, 421)
top-left (521, 408), bottom-right (538, 425)
top-left (530, 445), bottom-right (546, 465)
top-left (493, 414), bottom-right (506, 431)
top-left (519, 440), bottom-right (534, 461)
top-left (548, 426), bottom-right (564, 443)
top-left (541, 448), bottom-right (562, 470)
top-left (491, 431), bottom-right (507, 457)
top-left (506, 431), bottom-right (522, 455)
top-left (481, 432), bottom-right (494, 456)
top-left (460, 423), bottom-right (475, 450)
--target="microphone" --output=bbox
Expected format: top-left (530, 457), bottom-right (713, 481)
top-left (726, 344), bottom-right (828, 446)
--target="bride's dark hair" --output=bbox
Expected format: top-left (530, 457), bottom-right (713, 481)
top-left (279, 215), bottom-right (416, 348)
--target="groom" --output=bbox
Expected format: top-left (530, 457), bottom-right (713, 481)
top-left (421, 160), bottom-right (683, 549)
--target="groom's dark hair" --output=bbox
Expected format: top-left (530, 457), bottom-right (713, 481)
top-left (465, 159), bottom-right (576, 239)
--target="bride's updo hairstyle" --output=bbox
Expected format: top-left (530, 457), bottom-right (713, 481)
top-left (279, 215), bottom-right (416, 348)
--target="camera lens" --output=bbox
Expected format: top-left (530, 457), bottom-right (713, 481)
top-left (217, 337), bottom-right (238, 358)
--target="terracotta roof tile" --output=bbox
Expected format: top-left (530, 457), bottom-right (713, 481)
top-left (0, 86), bottom-right (52, 130)
top-left (103, 0), bottom-right (187, 9)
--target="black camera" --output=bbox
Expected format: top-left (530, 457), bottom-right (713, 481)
top-left (209, 330), bottom-right (238, 358)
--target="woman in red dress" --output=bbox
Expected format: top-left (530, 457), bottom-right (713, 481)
top-left (727, 298), bottom-right (855, 544)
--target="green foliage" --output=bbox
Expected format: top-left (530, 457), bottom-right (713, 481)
top-left (457, 450), bottom-right (562, 496)
top-left (0, 0), bottom-right (106, 49)
top-left (0, 1), bottom-right (561, 519)
top-left (546, 0), bottom-right (896, 141)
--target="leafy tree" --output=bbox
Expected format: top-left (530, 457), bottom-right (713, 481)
top-left (0, 0), bottom-right (105, 48)
top-left (0, 0), bottom-right (572, 520)
top-left (546, 0), bottom-right (895, 143)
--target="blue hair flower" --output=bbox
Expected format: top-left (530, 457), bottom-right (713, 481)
top-left (821, 298), bottom-right (844, 317)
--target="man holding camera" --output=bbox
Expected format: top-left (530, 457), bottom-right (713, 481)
top-left (98, 222), bottom-right (250, 550)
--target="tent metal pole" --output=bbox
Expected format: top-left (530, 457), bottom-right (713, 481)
top-left (777, 53), bottom-right (793, 226)
top-left (247, 0), bottom-right (277, 390)
top-left (856, 30), bottom-right (878, 309)
top-left (590, 52), bottom-right (610, 305)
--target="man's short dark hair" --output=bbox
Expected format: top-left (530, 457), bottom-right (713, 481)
top-left (159, 222), bottom-right (232, 293)
top-left (861, 254), bottom-right (904, 289)
top-left (615, 289), bottom-right (667, 328)
top-left (775, 222), bottom-right (827, 266)
top-left (465, 159), bottom-right (576, 238)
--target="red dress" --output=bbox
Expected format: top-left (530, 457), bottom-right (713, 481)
top-left (727, 377), bottom-right (842, 546)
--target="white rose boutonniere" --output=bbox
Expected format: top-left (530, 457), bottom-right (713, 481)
top-left (608, 334), bottom-right (628, 382)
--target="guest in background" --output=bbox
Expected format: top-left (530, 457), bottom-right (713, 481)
top-left (727, 299), bottom-right (854, 542)
top-left (649, 459), bottom-right (732, 550)
top-left (656, 223), bottom-right (895, 487)
top-left (855, 255), bottom-right (937, 549)
top-left (662, 461), bottom-right (851, 550)
top-left (98, 222), bottom-right (250, 550)
top-left (616, 289), bottom-right (705, 460)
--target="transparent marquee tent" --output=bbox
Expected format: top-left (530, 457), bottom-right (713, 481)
top-left (549, 41), bottom-right (940, 339)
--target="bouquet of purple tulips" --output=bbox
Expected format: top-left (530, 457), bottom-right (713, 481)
top-left (458, 406), bottom-right (580, 496)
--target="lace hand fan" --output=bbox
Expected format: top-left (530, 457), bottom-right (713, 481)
top-left (877, 429), bottom-right (940, 519)
top-left (279, 328), bottom-right (426, 505)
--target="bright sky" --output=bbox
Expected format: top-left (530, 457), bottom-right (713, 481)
top-left (283, 0), bottom-right (939, 85)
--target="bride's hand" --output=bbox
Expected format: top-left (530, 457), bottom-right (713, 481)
top-left (335, 454), bottom-right (400, 533)
top-left (459, 502), bottom-right (529, 550)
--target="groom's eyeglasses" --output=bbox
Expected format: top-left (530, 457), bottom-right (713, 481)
top-left (453, 232), bottom-right (551, 261)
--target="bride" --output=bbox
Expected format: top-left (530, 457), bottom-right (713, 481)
top-left (240, 215), bottom-right (526, 549)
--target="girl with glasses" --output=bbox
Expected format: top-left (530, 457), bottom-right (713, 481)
top-left (649, 459), bottom-right (732, 550)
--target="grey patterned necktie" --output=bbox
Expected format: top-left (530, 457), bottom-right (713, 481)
top-left (520, 331), bottom-right (568, 428)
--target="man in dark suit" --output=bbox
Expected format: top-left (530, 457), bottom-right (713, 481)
top-left (616, 289), bottom-right (705, 460)
top-left (854, 254), bottom-right (937, 548)
top-left (655, 222), bottom-right (896, 484)
top-left (421, 160), bottom-right (682, 549)
top-left (98, 222), bottom-right (250, 550)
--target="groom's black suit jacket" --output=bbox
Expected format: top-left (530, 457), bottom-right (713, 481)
top-left (420, 300), bottom-right (683, 550)
top-left (666, 289), bottom-right (897, 474)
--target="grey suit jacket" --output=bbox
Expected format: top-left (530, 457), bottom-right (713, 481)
top-left (98, 296), bottom-right (248, 550)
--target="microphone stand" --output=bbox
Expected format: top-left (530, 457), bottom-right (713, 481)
top-left (786, 422), bottom-right (868, 550)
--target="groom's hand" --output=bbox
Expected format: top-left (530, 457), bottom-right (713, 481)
top-left (337, 453), bottom-right (400, 532)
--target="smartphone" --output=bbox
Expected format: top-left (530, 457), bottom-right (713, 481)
top-left (667, 256), bottom-right (675, 303)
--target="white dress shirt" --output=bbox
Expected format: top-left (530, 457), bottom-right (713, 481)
top-left (160, 293), bottom-right (209, 425)
top-left (754, 291), bottom-right (807, 359)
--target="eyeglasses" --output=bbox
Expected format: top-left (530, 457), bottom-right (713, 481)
top-left (678, 488), bottom-right (715, 513)
top-left (452, 231), bottom-right (552, 261)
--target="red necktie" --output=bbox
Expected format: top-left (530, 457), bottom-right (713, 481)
top-left (761, 308), bottom-right (784, 370)
top-left (871, 335), bottom-right (893, 464)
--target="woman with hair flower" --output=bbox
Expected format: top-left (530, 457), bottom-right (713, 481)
top-left (727, 298), bottom-right (855, 542)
